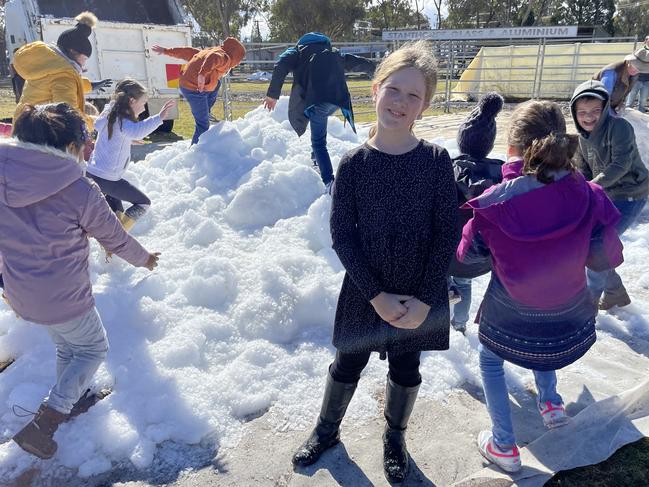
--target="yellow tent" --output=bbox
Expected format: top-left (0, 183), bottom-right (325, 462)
top-left (452, 42), bottom-right (637, 100)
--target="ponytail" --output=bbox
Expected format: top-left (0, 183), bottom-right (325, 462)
top-left (522, 132), bottom-right (578, 184)
top-left (107, 78), bottom-right (147, 139)
top-left (508, 100), bottom-right (578, 183)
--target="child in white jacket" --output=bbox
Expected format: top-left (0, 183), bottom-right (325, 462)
top-left (87, 79), bottom-right (175, 230)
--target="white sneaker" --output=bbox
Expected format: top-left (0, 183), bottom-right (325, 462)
top-left (477, 430), bottom-right (522, 473)
top-left (538, 400), bottom-right (569, 429)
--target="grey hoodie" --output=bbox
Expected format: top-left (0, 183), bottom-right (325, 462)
top-left (0, 139), bottom-right (150, 325)
top-left (570, 79), bottom-right (649, 201)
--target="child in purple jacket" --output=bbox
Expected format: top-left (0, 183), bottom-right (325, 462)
top-left (457, 101), bottom-right (623, 473)
top-left (0, 103), bottom-right (159, 460)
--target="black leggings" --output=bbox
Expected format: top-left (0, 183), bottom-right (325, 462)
top-left (329, 350), bottom-right (422, 388)
top-left (88, 174), bottom-right (150, 220)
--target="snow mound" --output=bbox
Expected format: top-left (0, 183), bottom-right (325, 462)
top-left (1, 97), bottom-right (649, 484)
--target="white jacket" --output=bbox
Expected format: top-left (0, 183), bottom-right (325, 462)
top-left (87, 101), bottom-right (162, 181)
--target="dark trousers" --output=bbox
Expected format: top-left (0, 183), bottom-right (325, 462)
top-left (88, 174), bottom-right (150, 220)
top-left (329, 350), bottom-right (422, 388)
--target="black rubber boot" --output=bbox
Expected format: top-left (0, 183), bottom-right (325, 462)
top-left (292, 373), bottom-right (357, 467)
top-left (383, 377), bottom-right (420, 484)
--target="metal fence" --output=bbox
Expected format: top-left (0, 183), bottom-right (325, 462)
top-left (219, 36), bottom-right (639, 120)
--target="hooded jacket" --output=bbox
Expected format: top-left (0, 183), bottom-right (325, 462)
top-left (162, 37), bottom-right (246, 92)
top-left (447, 154), bottom-right (504, 278)
top-left (570, 79), bottom-right (649, 201)
top-left (593, 61), bottom-right (634, 111)
top-left (0, 139), bottom-right (150, 324)
top-left (266, 33), bottom-right (375, 136)
top-left (12, 42), bottom-right (93, 130)
top-left (457, 170), bottom-right (622, 309)
top-left (87, 101), bottom-right (162, 181)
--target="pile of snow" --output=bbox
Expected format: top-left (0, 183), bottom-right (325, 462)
top-left (0, 98), bottom-right (648, 482)
top-left (246, 71), bottom-right (272, 82)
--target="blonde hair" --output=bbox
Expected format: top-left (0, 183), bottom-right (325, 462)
top-left (369, 40), bottom-right (437, 138)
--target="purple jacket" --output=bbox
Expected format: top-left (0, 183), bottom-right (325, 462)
top-left (0, 140), bottom-right (150, 324)
top-left (457, 169), bottom-right (622, 309)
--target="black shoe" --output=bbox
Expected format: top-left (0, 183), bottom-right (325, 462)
top-left (383, 377), bottom-right (420, 484)
top-left (292, 374), bottom-right (357, 467)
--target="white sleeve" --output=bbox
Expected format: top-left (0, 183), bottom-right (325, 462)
top-left (119, 115), bottom-right (163, 140)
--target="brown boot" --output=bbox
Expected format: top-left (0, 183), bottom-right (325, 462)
top-left (13, 404), bottom-right (68, 459)
top-left (599, 285), bottom-right (631, 311)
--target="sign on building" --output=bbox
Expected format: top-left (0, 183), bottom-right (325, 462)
top-left (382, 26), bottom-right (579, 41)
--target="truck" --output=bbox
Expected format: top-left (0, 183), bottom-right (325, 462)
top-left (5, 0), bottom-right (193, 131)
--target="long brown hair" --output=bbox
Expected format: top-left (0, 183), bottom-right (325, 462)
top-left (508, 100), bottom-right (579, 184)
top-left (107, 79), bottom-right (147, 139)
top-left (369, 40), bottom-right (437, 138)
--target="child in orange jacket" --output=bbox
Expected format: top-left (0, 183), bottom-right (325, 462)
top-left (152, 38), bottom-right (245, 144)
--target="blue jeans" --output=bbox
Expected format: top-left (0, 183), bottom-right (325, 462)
top-left (480, 345), bottom-right (561, 447)
top-left (180, 82), bottom-right (221, 145)
top-left (43, 307), bottom-right (109, 414)
top-left (449, 276), bottom-right (472, 328)
top-left (308, 102), bottom-right (339, 185)
top-left (587, 198), bottom-right (647, 301)
top-left (626, 80), bottom-right (649, 113)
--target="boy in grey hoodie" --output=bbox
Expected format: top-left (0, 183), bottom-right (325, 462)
top-left (570, 79), bottom-right (649, 309)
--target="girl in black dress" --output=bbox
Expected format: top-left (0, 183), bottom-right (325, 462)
top-left (292, 41), bottom-right (458, 483)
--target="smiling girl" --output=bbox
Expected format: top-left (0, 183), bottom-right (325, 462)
top-left (87, 79), bottom-right (175, 232)
top-left (291, 41), bottom-right (458, 483)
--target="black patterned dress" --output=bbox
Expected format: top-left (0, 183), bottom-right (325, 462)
top-left (330, 140), bottom-right (459, 354)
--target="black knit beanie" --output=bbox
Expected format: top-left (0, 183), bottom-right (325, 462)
top-left (57, 12), bottom-right (98, 58)
top-left (457, 92), bottom-right (504, 159)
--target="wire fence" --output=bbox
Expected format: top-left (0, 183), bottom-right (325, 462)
top-left (220, 36), bottom-right (640, 120)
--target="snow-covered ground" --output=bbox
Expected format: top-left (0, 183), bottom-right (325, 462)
top-left (0, 98), bottom-right (648, 484)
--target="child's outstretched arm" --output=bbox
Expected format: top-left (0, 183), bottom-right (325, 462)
top-left (343, 54), bottom-right (376, 77)
top-left (78, 181), bottom-right (156, 268)
top-left (152, 45), bottom-right (200, 62)
top-left (120, 100), bottom-right (175, 141)
top-left (264, 48), bottom-right (299, 110)
top-left (330, 155), bottom-right (383, 302)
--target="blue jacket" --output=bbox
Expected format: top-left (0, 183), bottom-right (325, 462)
top-left (266, 33), bottom-right (375, 136)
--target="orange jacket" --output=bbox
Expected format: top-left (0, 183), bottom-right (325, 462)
top-left (163, 37), bottom-right (245, 92)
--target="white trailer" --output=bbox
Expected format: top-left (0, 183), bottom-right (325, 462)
top-left (5, 0), bottom-right (193, 130)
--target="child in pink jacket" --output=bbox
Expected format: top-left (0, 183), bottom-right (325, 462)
top-left (0, 103), bottom-right (159, 460)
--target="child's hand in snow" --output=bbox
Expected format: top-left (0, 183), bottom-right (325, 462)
top-left (145, 252), bottom-right (160, 271)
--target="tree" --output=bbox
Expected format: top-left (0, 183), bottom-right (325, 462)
top-left (367, 0), bottom-right (431, 31)
top-left (268, 0), bottom-right (367, 41)
top-left (444, 0), bottom-right (528, 28)
top-left (182, 0), bottom-right (262, 40)
top-left (555, 0), bottom-right (615, 35)
top-left (612, 1), bottom-right (649, 38)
